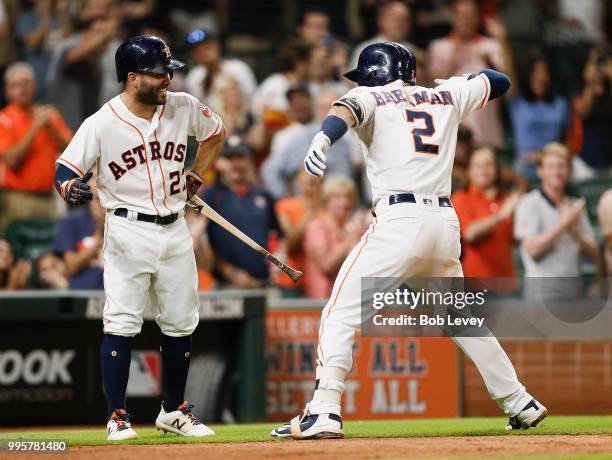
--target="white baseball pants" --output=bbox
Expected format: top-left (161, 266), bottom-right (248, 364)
top-left (315, 195), bottom-right (532, 416)
top-left (102, 210), bottom-right (199, 337)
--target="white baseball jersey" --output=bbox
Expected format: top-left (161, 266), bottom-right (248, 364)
top-left (334, 75), bottom-right (491, 203)
top-left (57, 91), bottom-right (223, 215)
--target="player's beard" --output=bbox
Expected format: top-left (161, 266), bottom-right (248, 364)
top-left (136, 81), bottom-right (167, 105)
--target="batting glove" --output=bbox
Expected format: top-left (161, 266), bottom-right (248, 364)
top-left (57, 171), bottom-right (93, 206)
top-left (186, 170), bottom-right (204, 200)
top-left (304, 132), bottom-right (331, 177)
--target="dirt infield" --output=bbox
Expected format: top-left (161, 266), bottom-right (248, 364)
top-left (45, 435), bottom-right (611, 460)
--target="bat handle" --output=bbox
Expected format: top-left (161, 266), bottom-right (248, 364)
top-left (186, 199), bottom-right (203, 213)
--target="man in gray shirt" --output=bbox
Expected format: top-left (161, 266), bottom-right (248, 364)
top-left (514, 143), bottom-right (598, 278)
top-left (261, 86), bottom-right (361, 199)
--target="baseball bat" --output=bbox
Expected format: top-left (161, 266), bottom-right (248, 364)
top-left (187, 195), bottom-right (303, 283)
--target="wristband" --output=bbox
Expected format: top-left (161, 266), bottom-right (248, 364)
top-left (321, 115), bottom-right (348, 145)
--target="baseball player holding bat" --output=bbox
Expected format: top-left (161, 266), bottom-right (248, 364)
top-left (272, 42), bottom-right (548, 440)
top-left (54, 35), bottom-right (225, 441)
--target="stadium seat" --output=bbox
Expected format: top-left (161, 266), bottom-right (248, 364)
top-left (4, 219), bottom-right (57, 261)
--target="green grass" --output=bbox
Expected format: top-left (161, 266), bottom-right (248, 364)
top-left (0, 416), bottom-right (611, 447)
top-left (436, 456), bottom-right (612, 460)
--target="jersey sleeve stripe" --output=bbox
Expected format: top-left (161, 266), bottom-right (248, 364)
top-left (196, 119), bottom-right (223, 144)
top-left (478, 74), bottom-right (490, 109)
top-left (333, 98), bottom-right (366, 126)
top-left (56, 158), bottom-right (85, 176)
top-left (107, 102), bottom-right (160, 216)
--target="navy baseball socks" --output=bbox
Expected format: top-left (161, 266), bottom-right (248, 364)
top-left (155, 335), bottom-right (214, 436)
top-left (272, 365), bottom-right (345, 439)
top-left (101, 334), bottom-right (212, 439)
top-left (101, 335), bottom-right (137, 440)
top-left (101, 334), bottom-right (132, 416)
top-left (161, 335), bottom-right (192, 412)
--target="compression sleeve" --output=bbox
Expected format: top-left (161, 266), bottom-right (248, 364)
top-left (54, 163), bottom-right (79, 194)
top-left (468, 69), bottom-right (510, 100)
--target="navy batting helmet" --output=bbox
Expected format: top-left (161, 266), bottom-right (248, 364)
top-left (344, 42), bottom-right (416, 87)
top-left (115, 35), bottom-right (185, 83)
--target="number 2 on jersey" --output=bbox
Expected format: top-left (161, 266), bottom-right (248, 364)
top-left (406, 110), bottom-right (439, 155)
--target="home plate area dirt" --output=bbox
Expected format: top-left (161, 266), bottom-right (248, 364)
top-left (62, 435), bottom-right (612, 460)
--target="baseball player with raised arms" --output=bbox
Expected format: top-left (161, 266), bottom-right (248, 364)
top-left (272, 42), bottom-right (548, 440)
top-left (54, 35), bottom-right (225, 441)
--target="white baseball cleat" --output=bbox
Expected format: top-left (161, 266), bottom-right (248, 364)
top-left (271, 404), bottom-right (344, 440)
top-left (106, 409), bottom-right (138, 441)
top-left (270, 421), bottom-right (292, 438)
top-left (155, 401), bottom-right (215, 437)
top-left (505, 399), bottom-right (549, 430)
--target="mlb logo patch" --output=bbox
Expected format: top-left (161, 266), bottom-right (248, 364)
top-left (423, 198), bottom-right (433, 206)
top-left (126, 351), bottom-right (161, 397)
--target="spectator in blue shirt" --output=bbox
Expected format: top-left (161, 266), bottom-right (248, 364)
top-left (508, 57), bottom-right (572, 180)
top-left (202, 136), bottom-right (283, 288)
top-left (53, 172), bottom-right (105, 289)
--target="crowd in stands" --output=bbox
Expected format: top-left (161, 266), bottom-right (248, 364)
top-left (0, 0), bottom-right (611, 296)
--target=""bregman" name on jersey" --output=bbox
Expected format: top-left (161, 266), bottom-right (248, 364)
top-left (371, 90), bottom-right (453, 107)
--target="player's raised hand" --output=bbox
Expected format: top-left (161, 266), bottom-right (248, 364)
top-left (304, 132), bottom-right (331, 177)
top-left (57, 171), bottom-right (94, 206)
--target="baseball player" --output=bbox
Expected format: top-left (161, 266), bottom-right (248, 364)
top-left (54, 35), bottom-right (225, 441)
top-left (272, 42), bottom-right (548, 440)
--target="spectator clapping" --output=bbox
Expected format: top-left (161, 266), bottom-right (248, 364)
top-left (0, 238), bottom-right (31, 290)
top-left (514, 143), bottom-right (598, 277)
top-left (303, 177), bottom-right (369, 299)
top-left (452, 148), bottom-right (521, 278)
top-left (0, 62), bottom-right (72, 235)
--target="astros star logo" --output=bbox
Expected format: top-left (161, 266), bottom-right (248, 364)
top-left (199, 104), bottom-right (212, 118)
